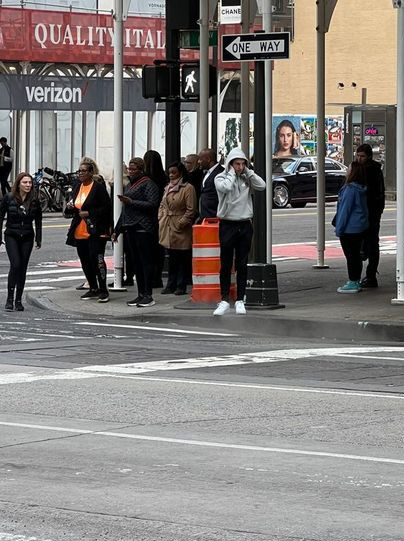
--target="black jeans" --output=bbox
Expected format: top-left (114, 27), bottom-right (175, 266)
top-left (125, 227), bottom-right (154, 297)
top-left (339, 233), bottom-right (364, 282)
top-left (5, 233), bottom-right (34, 299)
top-left (362, 218), bottom-right (381, 279)
top-left (123, 231), bottom-right (135, 280)
top-left (167, 248), bottom-right (191, 292)
top-left (0, 168), bottom-right (11, 197)
top-left (219, 220), bottom-right (253, 301)
top-left (76, 237), bottom-right (108, 293)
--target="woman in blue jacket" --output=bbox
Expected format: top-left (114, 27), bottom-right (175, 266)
top-left (334, 162), bottom-right (368, 293)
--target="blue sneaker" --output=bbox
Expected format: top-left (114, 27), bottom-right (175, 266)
top-left (337, 280), bottom-right (362, 294)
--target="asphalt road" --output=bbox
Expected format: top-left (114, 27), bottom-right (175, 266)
top-left (0, 204), bottom-right (402, 541)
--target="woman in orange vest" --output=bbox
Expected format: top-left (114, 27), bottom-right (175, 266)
top-left (65, 158), bottom-right (112, 302)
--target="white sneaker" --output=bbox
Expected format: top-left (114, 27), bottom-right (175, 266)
top-left (235, 300), bottom-right (246, 315)
top-left (213, 300), bottom-right (230, 316)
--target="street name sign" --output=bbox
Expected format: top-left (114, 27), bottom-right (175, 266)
top-left (180, 30), bottom-right (218, 49)
top-left (221, 32), bottom-right (290, 62)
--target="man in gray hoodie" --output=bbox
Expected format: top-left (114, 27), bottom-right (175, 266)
top-left (213, 148), bottom-right (266, 316)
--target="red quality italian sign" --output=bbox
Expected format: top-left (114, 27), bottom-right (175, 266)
top-left (0, 7), bottom-right (197, 66)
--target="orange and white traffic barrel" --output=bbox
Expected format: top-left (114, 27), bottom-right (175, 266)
top-left (191, 218), bottom-right (235, 303)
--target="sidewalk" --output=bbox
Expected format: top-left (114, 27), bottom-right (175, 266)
top-left (27, 253), bottom-right (404, 343)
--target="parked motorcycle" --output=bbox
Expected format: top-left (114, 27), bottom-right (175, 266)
top-left (33, 167), bottom-right (74, 212)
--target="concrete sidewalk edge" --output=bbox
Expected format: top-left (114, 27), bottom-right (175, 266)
top-left (27, 291), bottom-right (404, 344)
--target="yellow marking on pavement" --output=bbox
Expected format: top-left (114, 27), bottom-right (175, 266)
top-left (42, 224), bottom-right (69, 229)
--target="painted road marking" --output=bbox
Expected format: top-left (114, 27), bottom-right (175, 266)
top-left (0, 534), bottom-right (55, 541)
top-left (106, 375), bottom-right (404, 400)
top-left (1, 420), bottom-right (404, 465)
top-left (2, 346), bottom-right (404, 386)
top-left (75, 321), bottom-right (238, 337)
top-left (76, 345), bottom-right (404, 375)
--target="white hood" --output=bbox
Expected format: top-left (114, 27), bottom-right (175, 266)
top-left (224, 148), bottom-right (248, 172)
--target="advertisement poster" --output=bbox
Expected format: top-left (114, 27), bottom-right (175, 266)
top-left (218, 114), bottom-right (345, 163)
top-left (326, 117), bottom-right (344, 161)
top-left (272, 116), bottom-right (301, 157)
top-left (300, 116), bottom-right (317, 155)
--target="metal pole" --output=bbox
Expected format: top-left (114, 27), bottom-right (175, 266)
top-left (199, 0), bottom-right (209, 150)
top-left (393, 3), bottom-right (404, 304)
top-left (263, 0), bottom-right (272, 264)
top-left (112, 0), bottom-right (125, 290)
top-left (314, 0), bottom-right (329, 269)
top-left (241, 0), bottom-right (250, 157)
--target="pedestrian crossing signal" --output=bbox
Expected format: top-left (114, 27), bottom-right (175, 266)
top-left (181, 64), bottom-right (217, 101)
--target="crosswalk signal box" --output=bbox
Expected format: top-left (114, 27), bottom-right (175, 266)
top-left (181, 64), bottom-right (217, 101)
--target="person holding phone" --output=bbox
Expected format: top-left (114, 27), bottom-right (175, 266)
top-left (0, 172), bottom-right (42, 311)
top-left (113, 157), bottom-right (159, 308)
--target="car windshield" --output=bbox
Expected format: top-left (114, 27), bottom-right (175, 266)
top-left (272, 158), bottom-right (296, 175)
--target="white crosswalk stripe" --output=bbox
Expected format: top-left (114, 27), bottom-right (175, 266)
top-left (0, 261), bottom-right (113, 292)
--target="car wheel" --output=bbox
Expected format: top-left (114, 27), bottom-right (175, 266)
top-left (273, 183), bottom-right (290, 209)
top-left (290, 201), bottom-right (307, 208)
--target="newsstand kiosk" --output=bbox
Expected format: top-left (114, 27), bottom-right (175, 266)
top-left (344, 105), bottom-right (396, 199)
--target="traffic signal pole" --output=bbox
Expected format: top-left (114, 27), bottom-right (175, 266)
top-left (165, 4), bottom-right (181, 166)
top-left (199, 0), bottom-right (209, 150)
top-left (112, 0), bottom-right (125, 290)
top-left (392, 0), bottom-right (404, 304)
top-left (241, 0), bottom-right (250, 158)
top-left (263, 0), bottom-right (273, 264)
top-left (314, 0), bottom-right (337, 269)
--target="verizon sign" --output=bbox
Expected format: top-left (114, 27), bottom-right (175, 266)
top-left (0, 7), bottom-right (197, 66)
top-left (0, 75), bottom-right (156, 111)
top-left (25, 82), bottom-right (82, 104)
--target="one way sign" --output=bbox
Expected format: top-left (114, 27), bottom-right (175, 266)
top-left (222, 32), bottom-right (290, 62)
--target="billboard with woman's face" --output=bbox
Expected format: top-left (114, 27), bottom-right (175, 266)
top-left (272, 117), bottom-right (300, 157)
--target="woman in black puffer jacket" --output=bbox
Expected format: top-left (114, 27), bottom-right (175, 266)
top-left (65, 159), bottom-right (112, 303)
top-left (0, 172), bottom-right (42, 311)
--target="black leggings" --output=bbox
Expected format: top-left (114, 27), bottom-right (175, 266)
top-left (125, 228), bottom-right (154, 297)
top-left (166, 248), bottom-right (191, 291)
top-left (5, 233), bottom-right (34, 299)
top-left (0, 169), bottom-right (11, 197)
top-left (219, 220), bottom-right (253, 301)
top-left (76, 237), bottom-right (108, 293)
top-left (339, 233), bottom-right (364, 282)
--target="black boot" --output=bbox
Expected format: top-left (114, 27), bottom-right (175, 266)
top-left (14, 299), bottom-right (24, 311)
top-left (15, 290), bottom-right (24, 311)
top-left (5, 288), bottom-right (14, 311)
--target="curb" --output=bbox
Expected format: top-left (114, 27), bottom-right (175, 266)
top-left (27, 292), bottom-right (404, 343)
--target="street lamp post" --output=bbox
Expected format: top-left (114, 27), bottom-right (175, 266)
top-left (392, 1), bottom-right (404, 303)
top-left (112, 0), bottom-right (125, 290)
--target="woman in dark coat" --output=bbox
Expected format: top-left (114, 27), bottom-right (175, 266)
top-left (113, 157), bottom-right (159, 308)
top-left (144, 150), bottom-right (168, 288)
top-left (0, 172), bottom-right (42, 311)
top-left (158, 161), bottom-right (196, 295)
top-left (65, 159), bottom-right (112, 302)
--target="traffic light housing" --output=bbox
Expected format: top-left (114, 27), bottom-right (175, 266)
top-left (142, 65), bottom-right (180, 100)
top-left (166, 0), bottom-right (199, 30)
top-left (181, 64), bottom-right (217, 101)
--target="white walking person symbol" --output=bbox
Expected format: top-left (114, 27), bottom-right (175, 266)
top-left (185, 70), bottom-right (197, 93)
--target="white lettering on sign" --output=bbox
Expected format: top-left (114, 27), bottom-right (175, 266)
top-left (33, 23), bottom-right (166, 51)
top-left (225, 36), bottom-right (286, 60)
top-left (25, 82), bottom-right (82, 104)
top-left (220, 5), bottom-right (241, 23)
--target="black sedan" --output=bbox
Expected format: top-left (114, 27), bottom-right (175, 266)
top-left (272, 156), bottom-right (348, 208)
